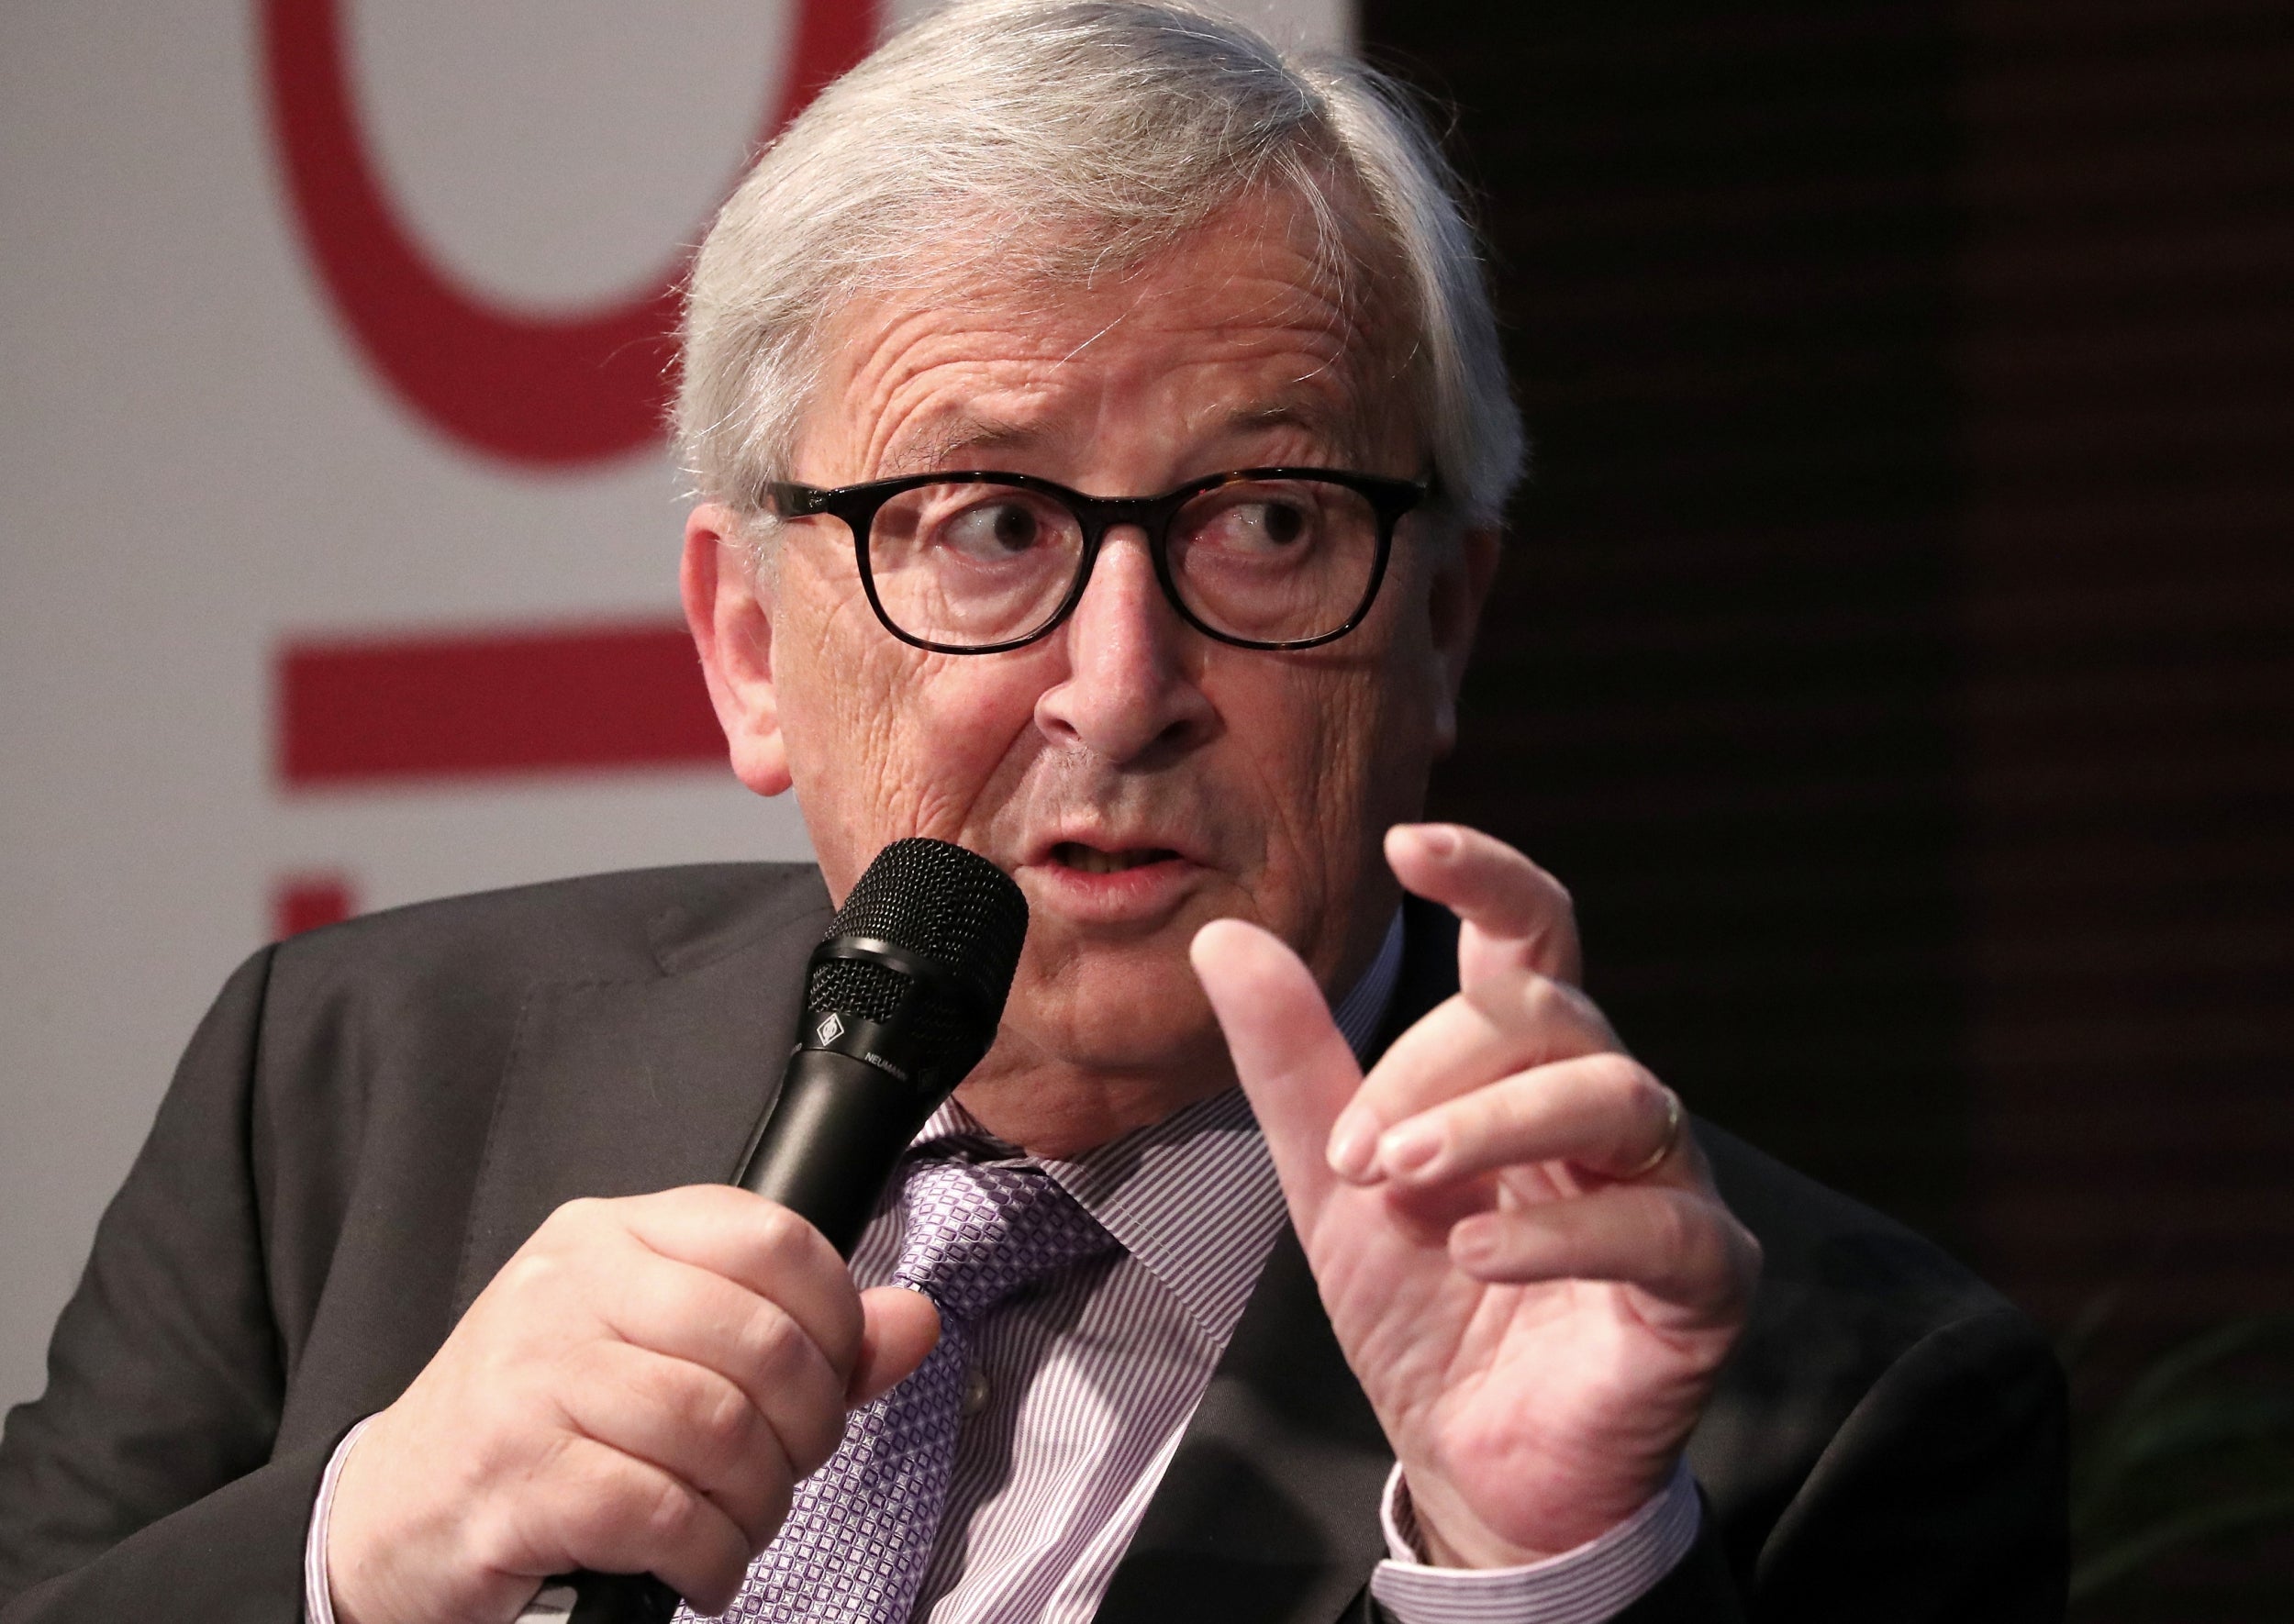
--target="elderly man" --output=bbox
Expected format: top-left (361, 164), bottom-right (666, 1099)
top-left (0, 4), bottom-right (2064, 1622)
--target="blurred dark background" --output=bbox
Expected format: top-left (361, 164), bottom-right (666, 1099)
top-left (1355, 0), bottom-right (2294, 1615)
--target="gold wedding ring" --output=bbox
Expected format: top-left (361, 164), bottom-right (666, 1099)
top-left (1622, 1089), bottom-right (1684, 1180)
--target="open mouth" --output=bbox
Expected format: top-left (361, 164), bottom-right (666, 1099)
top-left (1052, 842), bottom-right (1181, 874)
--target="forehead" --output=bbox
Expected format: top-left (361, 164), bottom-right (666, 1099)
top-left (799, 196), bottom-right (1410, 484)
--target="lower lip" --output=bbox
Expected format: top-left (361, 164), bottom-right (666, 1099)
top-left (1023, 854), bottom-right (1202, 924)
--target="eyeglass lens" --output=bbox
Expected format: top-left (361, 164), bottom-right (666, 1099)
top-left (863, 476), bottom-right (1385, 649)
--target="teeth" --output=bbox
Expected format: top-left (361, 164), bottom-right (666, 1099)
top-left (1057, 843), bottom-right (1168, 874)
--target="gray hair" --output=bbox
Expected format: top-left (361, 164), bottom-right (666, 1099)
top-left (675, 0), bottom-right (1523, 553)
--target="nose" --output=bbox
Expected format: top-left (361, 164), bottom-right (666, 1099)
top-left (1033, 528), bottom-right (1214, 764)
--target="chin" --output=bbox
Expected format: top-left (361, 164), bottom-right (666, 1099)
top-left (1008, 947), bottom-right (1223, 1075)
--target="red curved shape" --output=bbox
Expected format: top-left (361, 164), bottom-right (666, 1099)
top-left (262, 0), bottom-right (876, 466)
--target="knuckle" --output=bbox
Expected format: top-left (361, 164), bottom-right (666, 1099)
top-left (1592, 1050), bottom-right (1648, 1090)
top-left (631, 1345), bottom-right (698, 1410)
top-left (558, 1449), bottom-right (662, 1548)
top-left (1682, 1205), bottom-right (1760, 1311)
top-left (517, 1200), bottom-right (623, 1275)
top-left (640, 1182), bottom-right (716, 1225)
top-left (692, 1374), bottom-right (761, 1463)
top-left (743, 1202), bottom-right (841, 1296)
top-left (737, 1300), bottom-right (808, 1382)
top-left (1520, 973), bottom-right (1566, 1026)
top-left (1619, 1065), bottom-right (1669, 1121)
top-left (1645, 1191), bottom-right (1697, 1260)
top-left (564, 1343), bottom-right (649, 1419)
top-left (630, 1351), bottom-right (704, 1422)
top-left (748, 1198), bottom-right (812, 1262)
top-left (1571, 1052), bottom-right (1637, 1110)
top-left (631, 1470), bottom-right (705, 1551)
top-left (545, 1196), bottom-right (611, 1239)
top-left (491, 1249), bottom-right (569, 1306)
top-left (1480, 1076), bottom-right (1542, 1139)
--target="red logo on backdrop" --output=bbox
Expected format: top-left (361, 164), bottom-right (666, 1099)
top-left (261, 2), bottom-right (877, 939)
top-left (260, 0), bottom-right (876, 465)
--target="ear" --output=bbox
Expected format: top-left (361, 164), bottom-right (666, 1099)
top-left (682, 504), bottom-right (791, 797)
top-left (1425, 523), bottom-right (1501, 759)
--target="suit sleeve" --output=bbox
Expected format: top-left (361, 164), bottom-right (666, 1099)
top-left (1620, 1307), bottom-right (2066, 1624)
top-left (0, 947), bottom-right (324, 1620)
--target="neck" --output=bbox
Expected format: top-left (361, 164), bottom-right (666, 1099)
top-left (952, 1029), bottom-right (1240, 1159)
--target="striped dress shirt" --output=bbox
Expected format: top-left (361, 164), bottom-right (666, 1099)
top-left (307, 910), bottom-right (1697, 1622)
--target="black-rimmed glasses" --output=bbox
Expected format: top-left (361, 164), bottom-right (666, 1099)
top-left (765, 466), bottom-right (1426, 654)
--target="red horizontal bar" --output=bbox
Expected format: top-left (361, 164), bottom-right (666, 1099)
top-left (274, 873), bottom-right (356, 937)
top-left (279, 620), bottom-right (724, 785)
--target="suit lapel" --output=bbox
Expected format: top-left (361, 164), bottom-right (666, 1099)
top-left (1094, 897), bottom-right (1463, 1624)
top-left (451, 872), bottom-right (833, 1318)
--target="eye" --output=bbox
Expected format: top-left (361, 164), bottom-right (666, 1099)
top-left (1254, 500), bottom-right (1308, 547)
top-left (939, 498), bottom-right (1048, 558)
top-left (1195, 493), bottom-right (1319, 555)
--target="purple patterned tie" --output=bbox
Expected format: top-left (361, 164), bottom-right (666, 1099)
top-left (682, 1157), bottom-right (1113, 1624)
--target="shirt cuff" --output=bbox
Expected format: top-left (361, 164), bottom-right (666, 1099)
top-left (1368, 1460), bottom-right (1700, 1624)
top-left (304, 1414), bottom-right (377, 1624)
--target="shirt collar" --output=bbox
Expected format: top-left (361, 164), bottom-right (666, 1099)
top-left (1331, 907), bottom-right (1407, 1061)
top-left (910, 907), bottom-right (1407, 1342)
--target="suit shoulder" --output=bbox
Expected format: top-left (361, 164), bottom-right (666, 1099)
top-left (263, 862), bottom-right (831, 1001)
top-left (233, 864), bottom-right (833, 1204)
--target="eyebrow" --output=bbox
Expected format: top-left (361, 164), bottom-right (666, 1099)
top-left (874, 395), bottom-right (1366, 482)
top-left (880, 413), bottom-right (1041, 477)
top-left (1217, 397), bottom-right (1365, 463)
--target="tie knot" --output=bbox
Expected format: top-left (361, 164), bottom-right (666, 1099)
top-left (892, 1158), bottom-right (1112, 1325)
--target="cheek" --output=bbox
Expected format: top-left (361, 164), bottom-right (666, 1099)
top-left (1219, 666), bottom-right (1387, 948)
top-left (1228, 602), bottom-right (1445, 973)
top-left (774, 567), bottom-right (1047, 893)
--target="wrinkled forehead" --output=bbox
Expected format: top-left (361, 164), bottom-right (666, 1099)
top-left (797, 190), bottom-right (1423, 484)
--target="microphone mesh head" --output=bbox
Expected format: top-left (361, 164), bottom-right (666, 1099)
top-left (806, 840), bottom-right (1030, 1040)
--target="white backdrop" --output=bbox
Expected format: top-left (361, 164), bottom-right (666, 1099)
top-left (0, 0), bottom-right (1347, 1414)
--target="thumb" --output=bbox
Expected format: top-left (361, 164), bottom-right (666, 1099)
top-left (1189, 918), bottom-right (1361, 1226)
top-left (849, 1285), bottom-right (941, 1405)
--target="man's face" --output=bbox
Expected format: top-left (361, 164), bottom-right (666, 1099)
top-left (688, 195), bottom-right (1491, 1148)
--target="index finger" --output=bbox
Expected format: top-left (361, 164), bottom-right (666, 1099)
top-left (1190, 918), bottom-right (1361, 1228)
top-left (1385, 824), bottom-right (1582, 987)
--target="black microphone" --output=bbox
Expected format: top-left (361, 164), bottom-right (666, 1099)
top-left (739, 836), bottom-right (1030, 1251)
top-left (521, 838), bottom-right (1029, 1624)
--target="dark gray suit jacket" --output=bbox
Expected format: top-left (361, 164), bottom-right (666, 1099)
top-left (0, 864), bottom-right (2066, 1621)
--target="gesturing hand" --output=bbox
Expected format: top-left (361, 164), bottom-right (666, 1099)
top-left (326, 1186), bottom-right (941, 1624)
top-left (1191, 824), bottom-right (1760, 1568)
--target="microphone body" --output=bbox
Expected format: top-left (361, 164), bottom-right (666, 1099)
top-left (738, 1045), bottom-right (942, 1257)
top-left (522, 839), bottom-right (1028, 1623)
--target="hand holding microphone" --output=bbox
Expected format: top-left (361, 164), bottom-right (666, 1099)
top-left (324, 840), bottom-right (1026, 1624)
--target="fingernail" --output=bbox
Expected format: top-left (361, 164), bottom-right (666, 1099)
top-left (1327, 1107), bottom-right (1381, 1181)
top-left (1377, 1119), bottom-right (1444, 1180)
top-left (1416, 825), bottom-right (1459, 858)
top-left (1450, 1216), bottom-right (1499, 1270)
